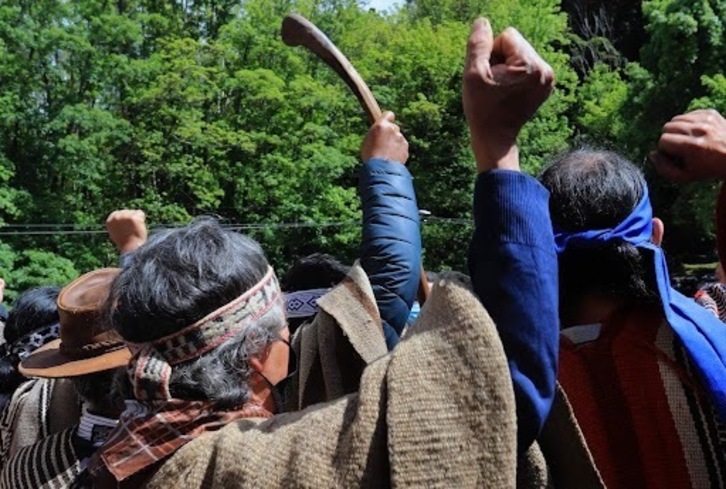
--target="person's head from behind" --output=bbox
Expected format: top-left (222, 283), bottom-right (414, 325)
top-left (539, 148), bottom-right (662, 325)
top-left (108, 218), bottom-right (289, 410)
top-left (281, 253), bottom-right (350, 334)
top-left (0, 286), bottom-right (60, 394)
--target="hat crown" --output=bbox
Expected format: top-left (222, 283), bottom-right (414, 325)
top-left (57, 268), bottom-right (120, 348)
top-left (18, 267), bottom-right (132, 378)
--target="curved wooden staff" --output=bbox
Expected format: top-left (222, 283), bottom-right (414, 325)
top-left (281, 13), bottom-right (430, 304)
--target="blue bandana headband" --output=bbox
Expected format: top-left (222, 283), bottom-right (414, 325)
top-left (555, 185), bottom-right (726, 422)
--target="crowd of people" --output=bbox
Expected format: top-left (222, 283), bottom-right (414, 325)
top-left (0, 17), bottom-right (725, 488)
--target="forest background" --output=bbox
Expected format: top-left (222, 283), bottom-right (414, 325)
top-left (0, 0), bottom-right (724, 299)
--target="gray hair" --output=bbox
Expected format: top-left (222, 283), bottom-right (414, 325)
top-left (168, 302), bottom-right (285, 408)
top-left (107, 217), bottom-right (286, 408)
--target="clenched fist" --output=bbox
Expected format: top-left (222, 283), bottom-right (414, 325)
top-left (360, 112), bottom-right (409, 164)
top-left (651, 109), bottom-right (726, 182)
top-left (106, 209), bottom-right (148, 254)
top-left (463, 18), bottom-right (555, 173)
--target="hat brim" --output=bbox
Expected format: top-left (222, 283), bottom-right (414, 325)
top-left (19, 339), bottom-right (132, 378)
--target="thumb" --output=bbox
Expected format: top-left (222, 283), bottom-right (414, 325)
top-left (466, 18), bottom-right (494, 69)
top-left (379, 111), bottom-right (395, 123)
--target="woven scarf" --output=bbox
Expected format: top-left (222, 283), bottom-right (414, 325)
top-left (88, 267), bottom-right (284, 481)
top-left (284, 288), bottom-right (329, 319)
top-left (92, 399), bottom-right (272, 481)
top-left (0, 323), bottom-right (60, 362)
top-left (127, 266), bottom-right (284, 401)
top-left (555, 185), bottom-right (726, 422)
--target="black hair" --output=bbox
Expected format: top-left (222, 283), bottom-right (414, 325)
top-left (280, 253), bottom-right (350, 292)
top-left (539, 148), bottom-right (659, 323)
top-left (72, 368), bottom-right (125, 414)
top-left (109, 217), bottom-right (270, 342)
top-left (0, 286), bottom-right (60, 394)
top-left (3, 286), bottom-right (61, 344)
top-left (280, 253), bottom-right (350, 334)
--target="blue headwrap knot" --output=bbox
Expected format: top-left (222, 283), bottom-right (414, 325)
top-left (554, 185), bottom-right (726, 421)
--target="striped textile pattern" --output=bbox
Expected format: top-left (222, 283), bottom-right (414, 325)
top-left (0, 378), bottom-right (53, 468)
top-left (559, 305), bottom-right (726, 489)
top-left (0, 427), bottom-right (88, 489)
top-left (695, 283), bottom-right (726, 324)
top-left (91, 399), bottom-right (270, 483)
top-left (127, 266), bottom-right (284, 401)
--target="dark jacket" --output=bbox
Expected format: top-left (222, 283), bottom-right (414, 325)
top-left (469, 170), bottom-right (559, 452)
top-left (359, 158), bottom-right (421, 350)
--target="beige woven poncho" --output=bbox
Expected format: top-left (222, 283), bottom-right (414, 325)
top-left (145, 271), bottom-right (518, 488)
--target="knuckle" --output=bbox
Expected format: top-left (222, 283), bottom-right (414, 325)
top-left (463, 67), bottom-right (483, 82)
top-left (502, 27), bottom-right (519, 39)
top-left (695, 124), bottom-right (710, 137)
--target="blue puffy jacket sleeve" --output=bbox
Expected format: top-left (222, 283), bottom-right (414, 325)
top-left (359, 158), bottom-right (421, 349)
top-left (468, 170), bottom-right (559, 452)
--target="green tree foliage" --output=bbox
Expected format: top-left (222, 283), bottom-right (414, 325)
top-left (0, 0), bottom-right (579, 287)
top-left (0, 0), bottom-right (721, 298)
top-left (574, 0), bottom-right (726, 261)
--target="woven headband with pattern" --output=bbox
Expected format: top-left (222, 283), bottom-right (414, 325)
top-left (127, 267), bottom-right (284, 401)
top-left (284, 288), bottom-right (330, 318)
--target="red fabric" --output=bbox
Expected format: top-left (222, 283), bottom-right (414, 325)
top-left (89, 400), bottom-right (272, 483)
top-left (559, 305), bottom-right (696, 488)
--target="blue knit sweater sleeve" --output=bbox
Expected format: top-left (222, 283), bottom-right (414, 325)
top-left (359, 158), bottom-right (421, 349)
top-left (468, 170), bottom-right (559, 452)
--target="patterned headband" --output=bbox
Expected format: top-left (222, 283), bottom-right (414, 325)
top-left (0, 323), bottom-right (60, 362)
top-left (127, 267), bottom-right (285, 401)
top-left (284, 288), bottom-right (329, 319)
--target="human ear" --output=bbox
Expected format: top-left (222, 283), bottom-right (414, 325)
top-left (248, 345), bottom-right (271, 373)
top-left (652, 217), bottom-right (665, 246)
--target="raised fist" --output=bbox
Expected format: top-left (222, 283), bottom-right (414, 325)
top-left (360, 111), bottom-right (409, 164)
top-left (106, 209), bottom-right (148, 254)
top-left (651, 109), bottom-right (726, 182)
top-left (463, 18), bottom-right (555, 172)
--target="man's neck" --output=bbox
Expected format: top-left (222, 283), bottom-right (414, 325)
top-left (562, 294), bottom-right (627, 328)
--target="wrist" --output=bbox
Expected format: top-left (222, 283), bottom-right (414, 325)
top-left (364, 156), bottom-right (404, 165)
top-left (116, 237), bottom-right (146, 254)
top-left (474, 144), bottom-right (520, 173)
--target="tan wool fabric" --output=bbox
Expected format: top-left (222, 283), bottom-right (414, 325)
top-left (0, 377), bottom-right (80, 469)
top-left (146, 272), bottom-right (519, 488)
top-left (537, 385), bottom-right (605, 488)
top-left (288, 261), bottom-right (388, 411)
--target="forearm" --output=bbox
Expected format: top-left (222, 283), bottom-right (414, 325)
top-left (359, 158), bottom-right (421, 340)
top-left (468, 170), bottom-right (559, 451)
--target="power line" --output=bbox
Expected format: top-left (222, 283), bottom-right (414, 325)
top-left (0, 216), bottom-right (471, 236)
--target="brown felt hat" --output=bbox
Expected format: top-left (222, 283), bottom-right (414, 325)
top-left (19, 268), bottom-right (132, 378)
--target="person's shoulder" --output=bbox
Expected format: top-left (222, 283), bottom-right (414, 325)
top-left (1, 427), bottom-right (79, 488)
top-left (9, 426), bottom-right (76, 461)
